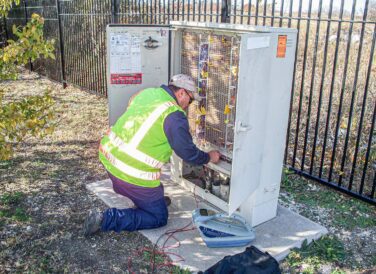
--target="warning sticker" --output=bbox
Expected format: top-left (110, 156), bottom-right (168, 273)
top-left (109, 33), bottom-right (141, 74)
top-left (111, 73), bottom-right (142, 85)
top-left (277, 35), bottom-right (287, 58)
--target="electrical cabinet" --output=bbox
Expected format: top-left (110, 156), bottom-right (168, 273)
top-left (106, 21), bottom-right (297, 226)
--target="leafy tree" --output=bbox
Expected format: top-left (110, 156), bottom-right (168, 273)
top-left (0, 0), bottom-right (19, 17)
top-left (1, 14), bottom-right (55, 79)
top-left (0, 7), bottom-right (56, 160)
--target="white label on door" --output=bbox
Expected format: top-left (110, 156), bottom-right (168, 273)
top-left (110, 33), bottom-right (141, 74)
top-left (247, 36), bottom-right (270, 50)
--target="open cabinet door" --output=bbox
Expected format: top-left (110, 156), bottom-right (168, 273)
top-left (106, 25), bottom-right (171, 125)
top-left (228, 32), bottom-right (274, 216)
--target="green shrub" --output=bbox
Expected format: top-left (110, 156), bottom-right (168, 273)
top-left (286, 236), bottom-right (345, 273)
top-left (0, 11), bottom-right (56, 160)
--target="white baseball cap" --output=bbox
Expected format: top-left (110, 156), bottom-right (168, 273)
top-left (169, 74), bottom-right (201, 101)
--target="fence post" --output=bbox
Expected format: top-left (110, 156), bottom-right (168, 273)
top-left (2, 17), bottom-right (8, 47)
top-left (56, 0), bottom-right (67, 88)
top-left (221, 0), bottom-right (230, 23)
top-left (111, 0), bottom-right (119, 23)
top-left (24, 0), bottom-right (33, 71)
top-left (3, 17), bottom-right (8, 41)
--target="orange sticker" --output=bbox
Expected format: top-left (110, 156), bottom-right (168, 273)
top-left (277, 35), bottom-right (287, 58)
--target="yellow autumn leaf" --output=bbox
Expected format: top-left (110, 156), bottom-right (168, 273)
top-left (200, 106), bottom-right (206, 115)
top-left (224, 104), bottom-right (231, 115)
top-left (45, 127), bottom-right (54, 135)
top-left (201, 71), bottom-right (208, 78)
top-left (340, 120), bottom-right (347, 129)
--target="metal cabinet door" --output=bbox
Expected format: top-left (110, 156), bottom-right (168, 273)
top-left (106, 24), bottom-right (171, 125)
top-left (228, 32), bottom-right (275, 215)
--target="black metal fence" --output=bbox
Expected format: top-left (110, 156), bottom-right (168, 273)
top-left (2, 0), bottom-right (375, 205)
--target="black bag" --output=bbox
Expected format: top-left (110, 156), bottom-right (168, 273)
top-left (199, 246), bottom-right (281, 274)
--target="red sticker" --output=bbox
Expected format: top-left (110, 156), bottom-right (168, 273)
top-left (111, 73), bottom-right (142, 85)
top-left (277, 35), bottom-right (287, 58)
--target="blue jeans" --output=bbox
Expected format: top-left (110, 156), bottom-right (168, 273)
top-left (101, 173), bottom-right (168, 232)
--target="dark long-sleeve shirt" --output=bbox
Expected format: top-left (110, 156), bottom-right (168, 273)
top-left (161, 85), bottom-right (210, 165)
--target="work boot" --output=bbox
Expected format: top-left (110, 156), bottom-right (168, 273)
top-left (83, 209), bottom-right (103, 237)
top-left (164, 196), bottom-right (171, 207)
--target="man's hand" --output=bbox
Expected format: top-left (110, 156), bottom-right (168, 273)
top-left (208, 150), bottom-right (221, 164)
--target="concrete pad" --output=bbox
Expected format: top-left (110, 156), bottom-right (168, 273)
top-left (86, 177), bottom-right (327, 272)
top-left (86, 180), bottom-right (135, 209)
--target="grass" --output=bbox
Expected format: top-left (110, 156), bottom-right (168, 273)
top-left (171, 266), bottom-right (192, 274)
top-left (23, 255), bottom-right (56, 274)
top-left (372, 256), bottom-right (376, 267)
top-left (0, 159), bottom-right (13, 169)
top-left (286, 236), bottom-right (346, 274)
top-left (142, 249), bottom-right (165, 265)
top-left (0, 191), bottom-right (30, 224)
top-left (36, 256), bottom-right (55, 274)
top-left (141, 249), bottom-right (192, 273)
top-left (280, 169), bottom-right (375, 272)
top-left (1, 192), bottom-right (24, 204)
top-left (281, 168), bottom-right (376, 230)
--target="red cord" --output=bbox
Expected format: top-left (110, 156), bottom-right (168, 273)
top-left (128, 223), bottom-right (197, 273)
top-left (128, 168), bottom-right (206, 273)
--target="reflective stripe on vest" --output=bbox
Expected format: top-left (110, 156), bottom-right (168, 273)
top-left (107, 130), bottom-right (164, 169)
top-left (99, 144), bottom-right (161, 181)
top-left (128, 101), bottom-right (176, 147)
top-left (100, 101), bottom-right (178, 182)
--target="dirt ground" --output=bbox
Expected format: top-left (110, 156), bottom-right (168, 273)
top-left (0, 71), bottom-right (375, 273)
top-left (0, 72), bottom-right (174, 273)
